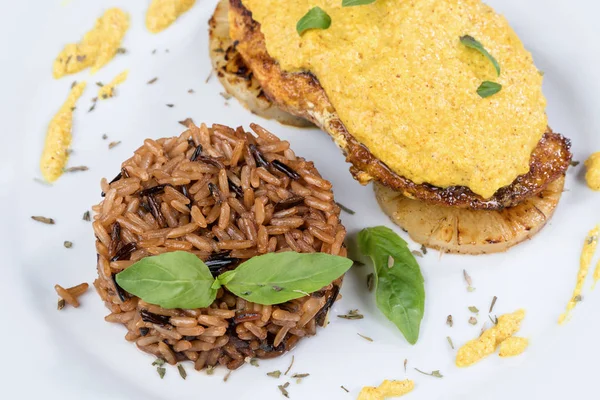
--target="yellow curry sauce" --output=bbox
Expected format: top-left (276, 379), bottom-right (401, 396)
top-left (98, 70), bottom-right (128, 100)
top-left (241, 0), bottom-right (547, 198)
top-left (40, 82), bottom-right (87, 182)
top-left (357, 379), bottom-right (414, 400)
top-left (53, 8), bottom-right (129, 78)
top-left (585, 152), bottom-right (600, 191)
top-left (559, 226), bottom-right (599, 324)
top-left (498, 336), bottom-right (528, 357)
top-left (456, 309), bottom-right (525, 367)
top-left (146, 0), bottom-right (196, 33)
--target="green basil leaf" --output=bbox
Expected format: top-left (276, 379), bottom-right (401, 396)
top-left (297, 7), bottom-right (331, 36)
top-left (477, 81), bottom-right (502, 98)
top-left (460, 35), bottom-right (500, 76)
top-left (115, 251), bottom-right (217, 309)
top-left (358, 226), bottom-right (425, 345)
top-left (222, 252), bottom-right (352, 305)
top-left (342, 0), bottom-right (376, 6)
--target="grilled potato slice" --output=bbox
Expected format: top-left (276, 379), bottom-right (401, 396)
top-left (208, 0), bottom-right (311, 127)
top-left (374, 176), bottom-right (565, 255)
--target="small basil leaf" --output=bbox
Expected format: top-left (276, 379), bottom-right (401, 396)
top-left (297, 7), bottom-right (331, 36)
top-left (477, 81), bottom-right (502, 98)
top-left (116, 251), bottom-right (217, 309)
top-left (358, 226), bottom-right (425, 345)
top-left (342, 0), bottom-right (376, 6)
top-left (460, 35), bottom-right (501, 76)
top-left (222, 252), bottom-right (352, 305)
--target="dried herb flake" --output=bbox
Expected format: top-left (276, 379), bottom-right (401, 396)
top-left (152, 358), bottom-right (165, 366)
top-left (414, 368), bottom-right (443, 378)
top-left (446, 315), bottom-right (453, 327)
top-left (367, 273), bottom-right (374, 292)
top-left (108, 141), bottom-right (121, 149)
top-left (166, 104), bottom-right (174, 108)
top-left (463, 269), bottom-right (475, 292)
top-left (489, 296), bottom-right (498, 313)
top-left (468, 306), bottom-right (479, 314)
top-left (179, 118), bottom-right (194, 128)
top-left (157, 366), bottom-right (166, 379)
top-left (337, 309), bottom-right (364, 320)
top-left (341, 385), bottom-right (349, 393)
top-left (147, 77), bottom-right (158, 84)
top-left (447, 336), bottom-right (454, 349)
top-left (267, 370), bottom-right (282, 378)
top-left (285, 356), bottom-right (294, 375)
top-left (64, 166), bottom-right (89, 173)
top-left (278, 382), bottom-right (290, 398)
top-left (82, 211), bottom-right (91, 221)
top-left (64, 241), bottom-right (73, 248)
top-left (177, 364), bottom-right (187, 380)
top-left (468, 316), bottom-right (478, 325)
top-left (570, 160), bottom-right (580, 167)
top-left (357, 333), bottom-right (373, 342)
top-left (31, 216), bottom-right (55, 225)
top-left (335, 202), bottom-right (355, 215)
top-left (57, 298), bottom-right (65, 310)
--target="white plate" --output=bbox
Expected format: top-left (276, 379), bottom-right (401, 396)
top-left (1, 1), bottom-right (599, 399)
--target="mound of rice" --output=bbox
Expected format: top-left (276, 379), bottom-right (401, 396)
top-left (93, 122), bottom-right (347, 370)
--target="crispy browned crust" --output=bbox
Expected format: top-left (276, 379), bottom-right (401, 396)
top-left (228, 0), bottom-right (572, 210)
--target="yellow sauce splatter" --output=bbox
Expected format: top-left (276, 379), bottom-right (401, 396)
top-left (146, 0), bottom-right (196, 33)
top-left (98, 70), bottom-right (129, 100)
top-left (40, 82), bottom-right (87, 182)
top-left (53, 8), bottom-right (129, 78)
top-left (241, 0), bottom-right (547, 198)
top-left (357, 379), bottom-right (414, 400)
top-left (585, 152), bottom-right (600, 191)
top-left (559, 226), bottom-right (599, 324)
top-left (498, 336), bottom-right (528, 357)
top-left (456, 309), bottom-right (525, 367)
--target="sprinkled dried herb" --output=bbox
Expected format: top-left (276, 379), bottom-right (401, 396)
top-left (147, 77), bottom-right (158, 84)
top-left (292, 373), bottom-right (309, 379)
top-left (414, 368), bottom-right (443, 378)
top-left (82, 211), bottom-right (91, 221)
top-left (447, 336), bottom-right (454, 349)
top-left (152, 358), bottom-right (165, 367)
top-left (188, 89), bottom-right (195, 94)
top-left (463, 269), bottom-right (475, 292)
top-left (489, 296), bottom-right (498, 313)
top-left (570, 160), bottom-right (580, 167)
top-left (166, 104), bottom-right (174, 108)
top-left (76, 55), bottom-right (86, 62)
top-left (352, 259), bottom-right (365, 267)
top-left (64, 241), bottom-right (73, 248)
top-left (31, 216), bottom-right (55, 225)
top-left (278, 382), bottom-right (290, 398)
top-left (488, 314), bottom-right (498, 325)
top-left (411, 250), bottom-right (423, 258)
top-left (177, 364), bottom-right (187, 380)
top-left (285, 356), bottom-right (294, 375)
top-left (220, 92), bottom-right (232, 100)
top-left (88, 103), bottom-right (96, 113)
top-left (205, 70), bottom-right (213, 83)
top-left (341, 386), bottom-right (349, 393)
top-left (223, 371), bottom-right (232, 382)
top-left (57, 298), bottom-right (65, 310)
top-left (33, 178), bottom-right (52, 186)
top-left (267, 370), bottom-right (282, 378)
top-left (152, 49), bottom-right (157, 54)
top-left (157, 366), bottom-right (166, 379)
top-left (420, 245), bottom-right (428, 255)
top-left (335, 202), bottom-right (355, 215)
top-left (247, 357), bottom-right (259, 367)
top-left (357, 333), bottom-right (373, 342)
top-left (574, 294), bottom-right (582, 302)
top-left (446, 315), bottom-right (453, 327)
top-left (337, 309), bottom-right (364, 320)
top-left (71, 81), bottom-right (77, 89)
top-left (468, 316), bottom-right (477, 325)
top-left (366, 273), bottom-right (375, 292)
top-left (108, 141), bottom-right (121, 149)
top-left (404, 358), bottom-right (407, 373)
top-left (116, 47), bottom-right (127, 54)
top-left (468, 306), bottom-right (479, 314)
top-left (96, 82), bottom-right (104, 87)
top-left (206, 365), bottom-right (216, 375)
top-left (64, 166), bottom-right (89, 173)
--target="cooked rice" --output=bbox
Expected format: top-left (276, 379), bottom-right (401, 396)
top-left (93, 123), bottom-right (347, 370)
top-left (56, 282), bottom-right (89, 308)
